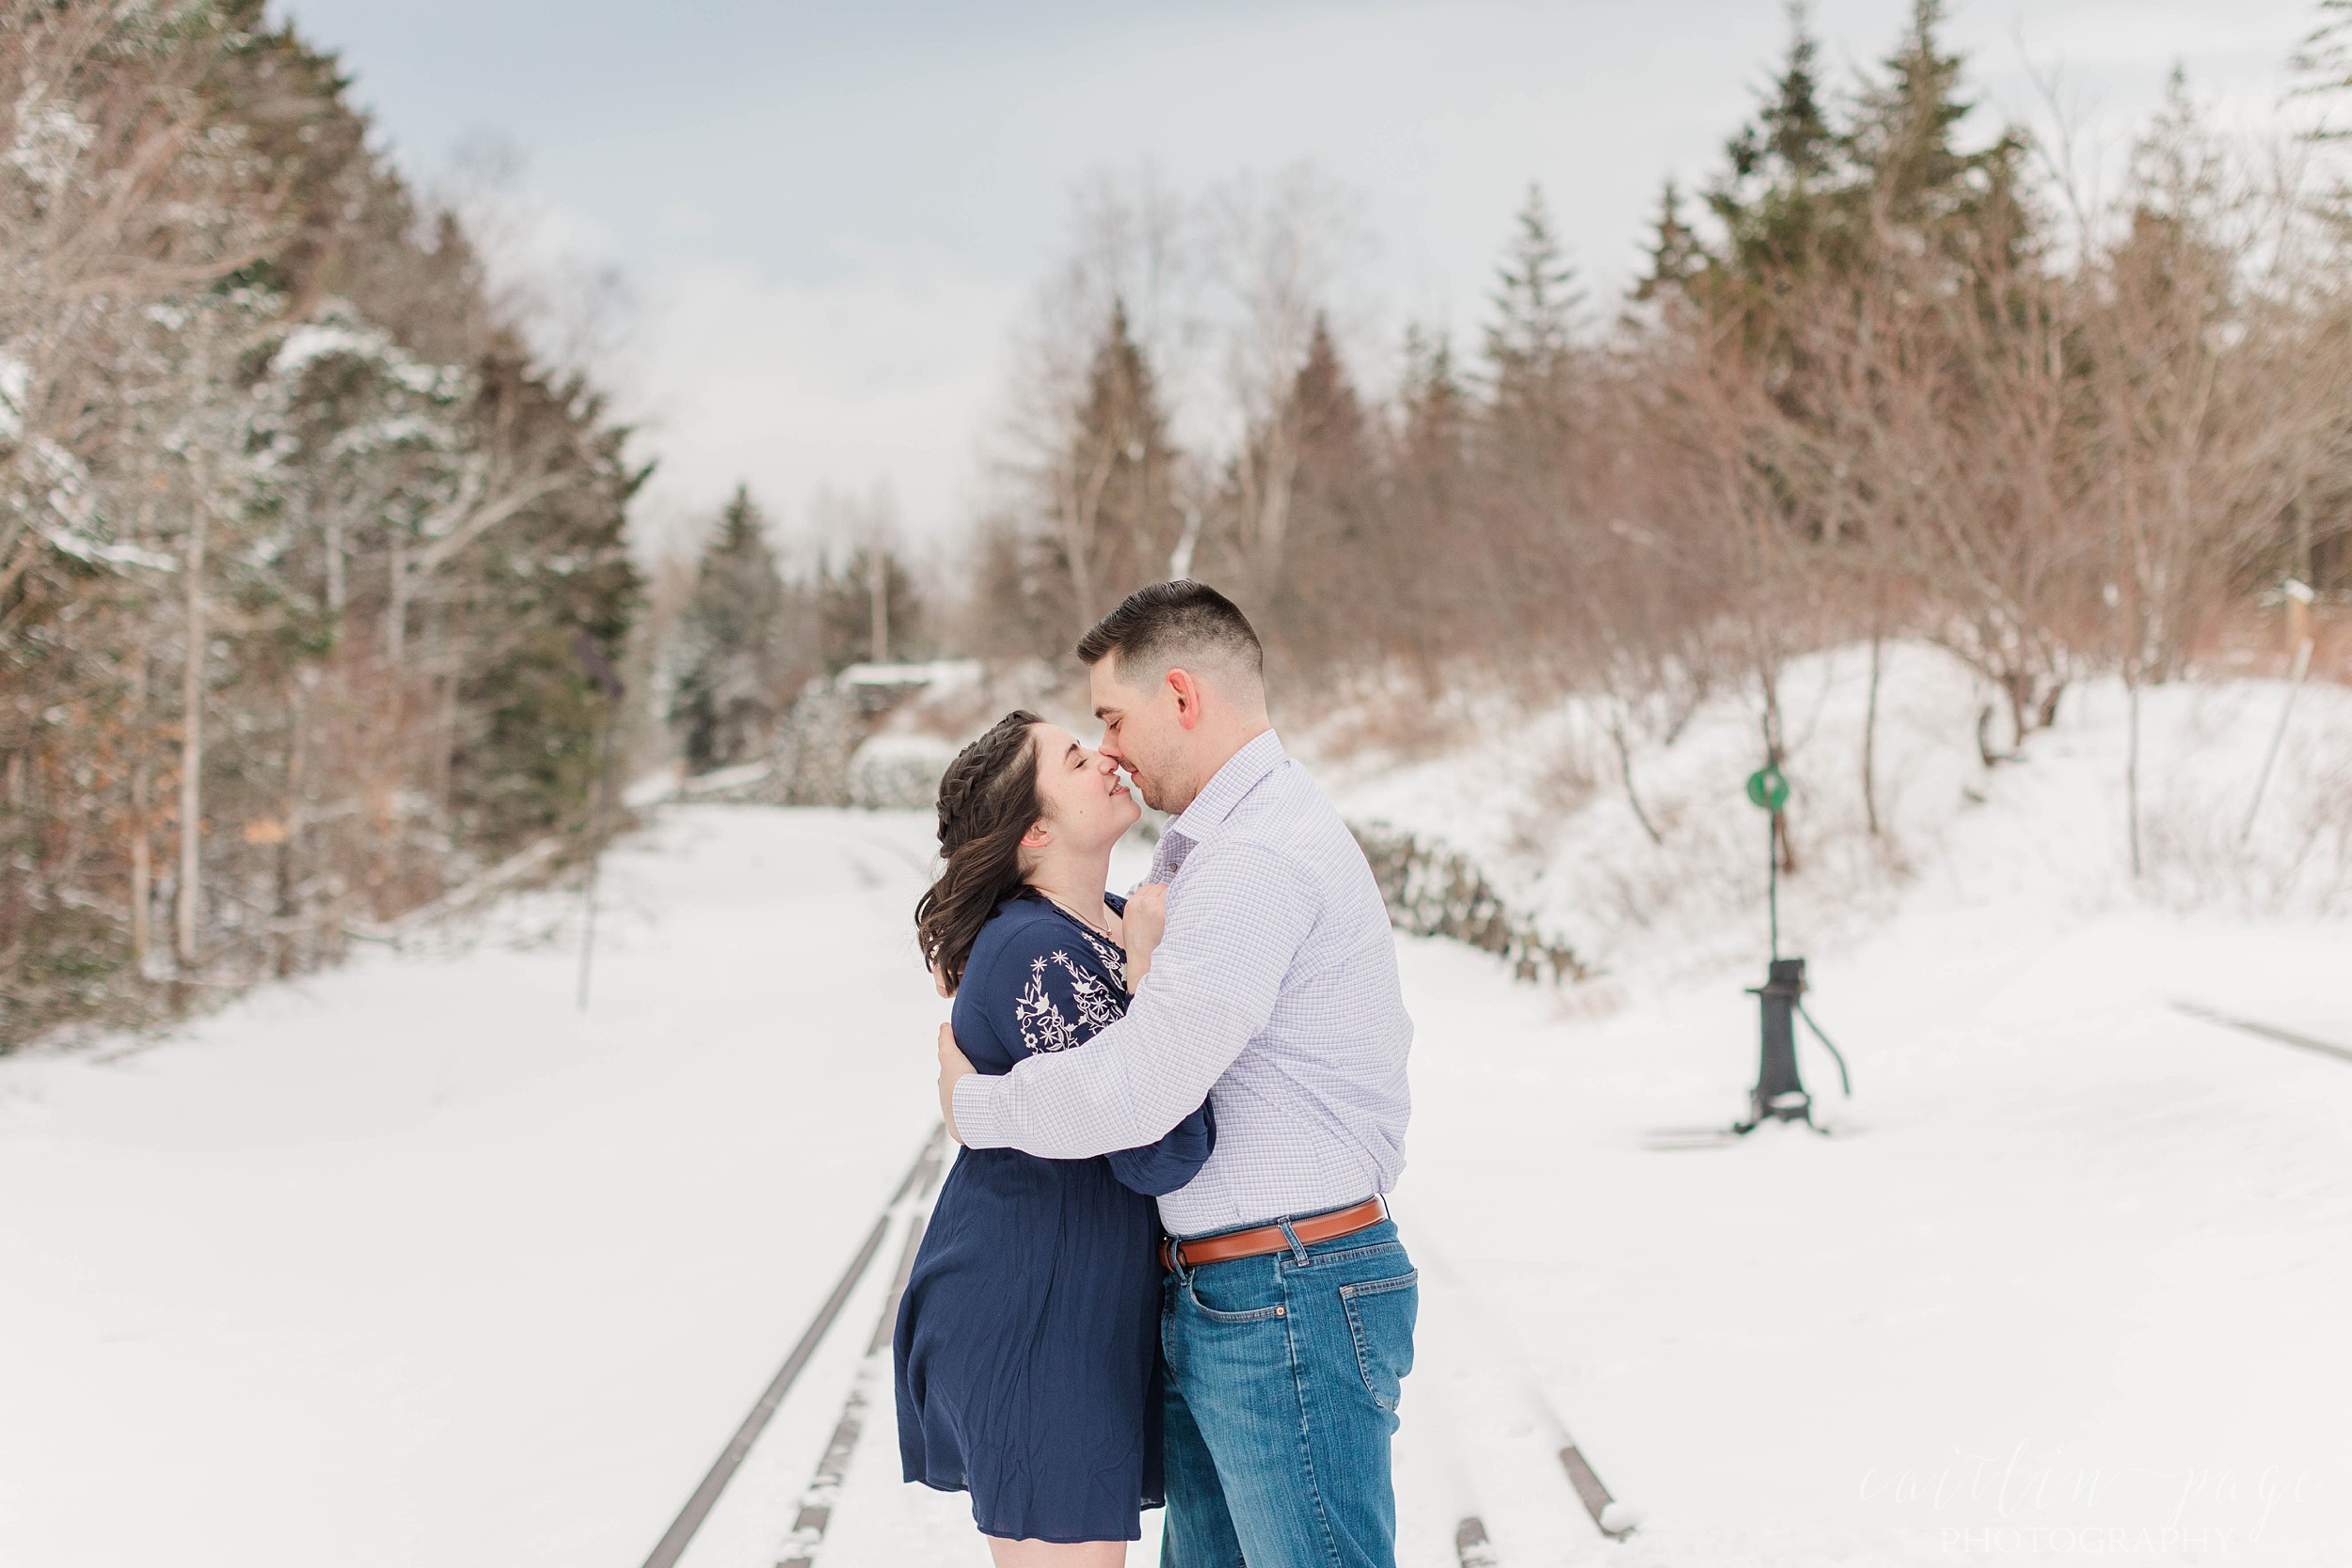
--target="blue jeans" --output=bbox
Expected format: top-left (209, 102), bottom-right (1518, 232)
top-left (1158, 1214), bottom-right (1418, 1568)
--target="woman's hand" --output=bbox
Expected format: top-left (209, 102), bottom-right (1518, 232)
top-left (1122, 880), bottom-right (1168, 990)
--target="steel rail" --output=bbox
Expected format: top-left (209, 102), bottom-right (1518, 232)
top-left (638, 1124), bottom-right (946, 1568)
top-left (2173, 1002), bottom-right (2352, 1067)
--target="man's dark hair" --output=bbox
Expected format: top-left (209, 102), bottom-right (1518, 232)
top-left (1075, 579), bottom-right (1263, 686)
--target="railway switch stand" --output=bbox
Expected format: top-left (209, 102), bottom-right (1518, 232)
top-left (1734, 763), bottom-right (1851, 1136)
top-left (1735, 957), bottom-right (1815, 1133)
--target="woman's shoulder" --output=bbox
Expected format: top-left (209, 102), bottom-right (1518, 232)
top-left (964, 894), bottom-right (1123, 994)
top-left (961, 895), bottom-right (1058, 979)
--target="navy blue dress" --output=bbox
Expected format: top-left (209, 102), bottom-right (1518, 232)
top-left (894, 892), bottom-right (1215, 1543)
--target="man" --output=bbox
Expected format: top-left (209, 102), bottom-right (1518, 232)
top-left (936, 579), bottom-right (1416, 1568)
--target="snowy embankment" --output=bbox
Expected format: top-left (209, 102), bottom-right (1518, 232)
top-left (1315, 643), bottom-right (2352, 1564)
top-left (3, 644), bottom-right (2348, 1566)
top-left (1314, 641), bottom-right (2352, 989)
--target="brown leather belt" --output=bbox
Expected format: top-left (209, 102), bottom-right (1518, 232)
top-left (1158, 1196), bottom-right (1388, 1274)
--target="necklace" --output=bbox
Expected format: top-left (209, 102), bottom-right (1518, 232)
top-left (1038, 889), bottom-right (1119, 944)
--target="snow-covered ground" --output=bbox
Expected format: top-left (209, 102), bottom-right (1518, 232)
top-left (5, 650), bottom-right (2349, 1565)
top-left (0, 810), bottom-right (958, 1568)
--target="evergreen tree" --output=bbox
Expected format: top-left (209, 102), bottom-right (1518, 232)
top-left (1401, 324), bottom-right (1468, 463)
top-left (1083, 299), bottom-right (1176, 599)
top-left (1386, 322), bottom-right (1484, 672)
top-left (817, 546), bottom-right (924, 671)
top-left (1635, 177), bottom-right (1703, 302)
top-left (1292, 315), bottom-right (1367, 466)
top-left (1843, 0), bottom-right (2027, 269)
top-left (2291, 0), bottom-right (2352, 139)
top-left (1700, 2), bottom-right (1842, 291)
top-left (1265, 315), bottom-right (1377, 665)
top-left (1742, 1), bottom-right (1835, 182)
top-left (0, 2), bottom-right (647, 1042)
top-left (444, 353), bottom-right (645, 845)
top-left (669, 486), bottom-right (796, 772)
top-left (1483, 185), bottom-right (1582, 423)
top-left (1044, 299), bottom-right (1176, 631)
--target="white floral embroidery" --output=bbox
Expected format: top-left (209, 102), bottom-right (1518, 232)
top-left (1038, 900), bottom-right (1126, 989)
top-left (1014, 949), bottom-right (1126, 1054)
top-left (1071, 925), bottom-right (1126, 990)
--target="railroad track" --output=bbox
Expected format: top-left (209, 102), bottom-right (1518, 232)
top-left (639, 1126), bottom-right (947, 1568)
top-left (1397, 1193), bottom-right (1640, 1565)
top-left (639, 1132), bottom-right (1635, 1568)
top-left (2174, 1001), bottom-right (2352, 1067)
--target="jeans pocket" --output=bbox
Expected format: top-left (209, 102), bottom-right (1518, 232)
top-left (1339, 1271), bottom-right (1419, 1412)
top-left (1184, 1268), bottom-right (1287, 1325)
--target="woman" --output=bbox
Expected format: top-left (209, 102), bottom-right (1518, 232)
top-left (895, 710), bottom-right (1214, 1566)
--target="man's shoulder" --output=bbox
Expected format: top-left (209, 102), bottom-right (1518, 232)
top-left (1204, 760), bottom-right (1361, 878)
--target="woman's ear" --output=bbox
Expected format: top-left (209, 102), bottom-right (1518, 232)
top-left (1020, 821), bottom-right (1051, 848)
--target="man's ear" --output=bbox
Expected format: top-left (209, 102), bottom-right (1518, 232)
top-left (1167, 668), bottom-right (1203, 731)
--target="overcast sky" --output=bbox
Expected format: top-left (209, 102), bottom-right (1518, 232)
top-left (272, 0), bottom-right (2319, 555)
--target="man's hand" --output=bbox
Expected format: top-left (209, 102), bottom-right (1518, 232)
top-left (1122, 880), bottom-right (1168, 989)
top-left (937, 1022), bottom-right (976, 1144)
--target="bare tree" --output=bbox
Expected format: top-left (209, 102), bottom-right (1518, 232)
top-left (0, 3), bottom-right (286, 598)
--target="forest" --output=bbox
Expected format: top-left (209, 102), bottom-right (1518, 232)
top-left (674, 2), bottom-right (2350, 859)
top-left (1, 1), bottom-right (640, 1045)
top-left (8, 0), bottom-right (2352, 1047)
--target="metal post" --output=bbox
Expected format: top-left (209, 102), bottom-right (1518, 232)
top-left (2242, 634), bottom-right (2314, 845)
top-left (573, 629), bottom-right (627, 1012)
top-left (578, 707), bottom-right (618, 1010)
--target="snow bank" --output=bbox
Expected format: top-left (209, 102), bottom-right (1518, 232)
top-left (846, 732), bottom-right (959, 810)
top-left (1311, 642), bottom-right (2352, 990)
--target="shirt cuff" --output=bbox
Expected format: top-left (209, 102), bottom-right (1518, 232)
top-left (951, 1071), bottom-right (1011, 1148)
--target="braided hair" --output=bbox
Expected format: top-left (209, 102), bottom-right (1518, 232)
top-left (914, 709), bottom-right (1046, 993)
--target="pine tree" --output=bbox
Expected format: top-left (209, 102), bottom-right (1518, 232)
top-left (1702, 2), bottom-right (1842, 289)
top-left (1048, 299), bottom-right (1176, 630)
top-left (1752, 2), bottom-right (1834, 181)
top-left (1483, 185), bottom-right (1582, 420)
top-left (1268, 314), bottom-right (1377, 665)
top-left (1843, 0), bottom-right (2027, 268)
top-left (669, 486), bottom-right (795, 773)
top-left (1292, 315), bottom-right (1366, 464)
top-left (0, 4), bottom-right (649, 1041)
top-left (434, 351), bottom-right (646, 851)
top-left (1400, 325), bottom-right (1467, 470)
top-left (2290, 0), bottom-right (2352, 138)
top-left (817, 547), bottom-right (923, 671)
top-left (1635, 177), bottom-right (1702, 302)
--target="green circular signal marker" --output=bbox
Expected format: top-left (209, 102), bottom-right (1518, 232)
top-left (1745, 765), bottom-right (1789, 812)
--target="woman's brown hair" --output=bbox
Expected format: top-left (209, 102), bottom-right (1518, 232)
top-left (914, 709), bottom-right (1046, 993)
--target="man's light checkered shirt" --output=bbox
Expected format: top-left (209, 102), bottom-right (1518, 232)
top-left (951, 729), bottom-right (1412, 1236)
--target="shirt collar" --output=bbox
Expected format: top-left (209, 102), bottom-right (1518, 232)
top-left (1167, 729), bottom-right (1287, 845)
